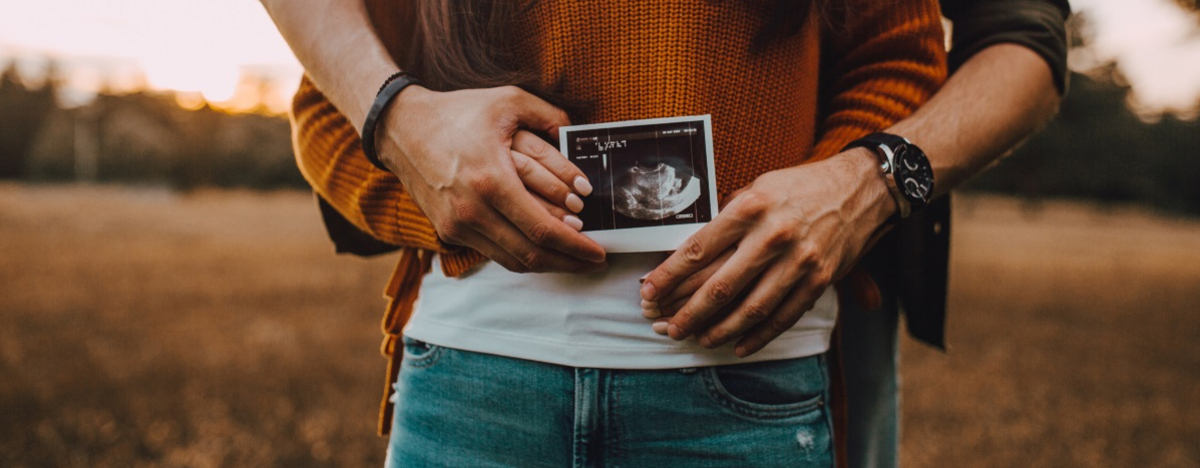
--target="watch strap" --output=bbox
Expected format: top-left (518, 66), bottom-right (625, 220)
top-left (843, 132), bottom-right (913, 221)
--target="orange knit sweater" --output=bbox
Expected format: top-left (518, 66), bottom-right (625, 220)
top-left (291, 0), bottom-right (946, 436)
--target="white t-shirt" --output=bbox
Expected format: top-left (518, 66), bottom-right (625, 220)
top-left (403, 252), bottom-right (838, 369)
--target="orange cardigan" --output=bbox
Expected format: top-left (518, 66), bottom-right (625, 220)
top-left (291, 0), bottom-right (946, 437)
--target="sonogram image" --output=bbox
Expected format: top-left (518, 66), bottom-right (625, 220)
top-left (613, 163), bottom-right (701, 220)
top-left (564, 118), bottom-right (713, 232)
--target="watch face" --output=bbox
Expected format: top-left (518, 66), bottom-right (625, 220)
top-left (893, 144), bottom-right (934, 205)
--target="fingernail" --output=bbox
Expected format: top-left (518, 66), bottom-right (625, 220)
top-left (565, 193), bottom-right (584, 213)
top-left (642, 308), bottom-right (661, 319)
top-left (573, 176), bottom-right (593, 196)
top-left (638, 273), bottom-right (649, 284)
top-left (735, 346), bottom-right (749, 358)
top-left (563, 214), bottom-right (583, 231)
top-left (652, 321), bottom-right (669, 335)
top-left (667, 324), bottom-right (686, 341)
top-left (640, 299), bottom-right (657, 309)
top-left (639, 282), bottom-right (656, 300)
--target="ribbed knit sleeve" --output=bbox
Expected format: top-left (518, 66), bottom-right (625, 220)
top-left (291, 77), bottom-right (489, 275)
top-left (291, 76), bottom-right (443, 251)
top-left (810, 0), bottom-right (948, 160)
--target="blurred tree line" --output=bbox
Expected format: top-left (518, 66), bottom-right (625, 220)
top-left (0, 63), bottom-right (304, 190)
top-left (1, 53), bottom-right (1198, 215)
top-left (967, 8), bottom-right (1200, 216)
top-left (966, 68), bottom-right (1200, 215)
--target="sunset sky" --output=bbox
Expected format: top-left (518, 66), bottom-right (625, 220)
top-left (1, 0), bottom-right (1198, 117)
top-left (0, 0), bottom-right (300, 112)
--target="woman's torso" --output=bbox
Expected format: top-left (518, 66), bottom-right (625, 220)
top-left (504, 0), bottom-right (824, 201)
top-left (405, 0), bottom-right (837, 367)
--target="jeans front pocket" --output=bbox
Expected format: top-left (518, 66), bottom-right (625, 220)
top-left (702, 354), bottom-right (827, 420)
top-left (401, 336), bottom-right (444, 368)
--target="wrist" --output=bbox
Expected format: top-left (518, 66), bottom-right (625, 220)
top-left (362, 73), bottom-right (426, 173)
top-left (840, 133), bottom-right (935, 222)
top-left (377, 85), bottom-right (432, 171)
top-left (388, 83), bottom-right (432, 120)
top-left (838, 147), bottom-right (896, 230)
top-left (348, 63), bottom-right (403, 127)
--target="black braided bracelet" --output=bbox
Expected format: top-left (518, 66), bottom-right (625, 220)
top-left (376, 70), bottom-right (409, 94)
top-left (361, 71), bottom-right (422, 172)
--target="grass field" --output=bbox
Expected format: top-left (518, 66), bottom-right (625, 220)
top-left (1, 184), bottom-right (1197, 468)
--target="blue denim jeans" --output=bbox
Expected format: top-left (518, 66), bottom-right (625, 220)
top-left (385, 336), bottom-right (835, 468)
top-left (841, 290), bottom-right (901, 468)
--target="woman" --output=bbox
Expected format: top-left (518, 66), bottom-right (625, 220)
top-left (261, 0), bottom-right (945, 466)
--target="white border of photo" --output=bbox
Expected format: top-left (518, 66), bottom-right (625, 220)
top-left (558, 115), bottom-right (719, 253)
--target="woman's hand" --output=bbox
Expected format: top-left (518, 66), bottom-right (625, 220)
top-left (379, 85), bottom-right (606, 273)
top-left (638, 149), bottom-right (894, 356)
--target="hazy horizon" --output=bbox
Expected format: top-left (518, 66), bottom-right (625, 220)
top-left (2, 0), bottom-right (1199, 117)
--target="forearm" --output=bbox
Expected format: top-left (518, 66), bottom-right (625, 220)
top-left (888, 43), bottom-right (1061, 198)
top-left (263, 0), bottom-right (439, 248)
top-left (265, 0), bottom-right (436, 249)
top-left (291, 77), bottom-right (443, 250)
top-left (274, 5), bottom-right (600, 271)
top-left (801, 0), bottom-right (949, 235)
top-left (259, 0), bottom-right (399, 128)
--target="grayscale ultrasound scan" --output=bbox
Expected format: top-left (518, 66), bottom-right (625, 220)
top-left (559, 116), bottom-right (717, 252)
top-left (614, 162), bottom-right (701, 221)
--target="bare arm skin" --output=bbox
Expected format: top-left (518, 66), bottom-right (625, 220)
top-left (892, 43), bottom-right (1060, 198)
top-left (260, 0), bottom-right (396, 128)
top-left (260, 0), bottom-right (605, 273)
top-left (644, 43), bottom-right (1061, 356)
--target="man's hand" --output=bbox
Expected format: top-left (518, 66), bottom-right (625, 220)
top-left (379, 85), bottom-right (606, 273)
top-left (639, 149), bottom-right (893, 357)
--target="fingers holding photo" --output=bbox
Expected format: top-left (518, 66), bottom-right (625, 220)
top-left (512, 130), bottom-right (593, 196)
top-left (510, 148), bottom-right (585, 214)
top-left (530, 193), bottom-right (584, 232)
top-left (484, 173), bottom-right (606, 265)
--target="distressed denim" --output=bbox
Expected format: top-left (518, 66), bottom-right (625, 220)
top-left (385, 336), bottom-right (835, 468)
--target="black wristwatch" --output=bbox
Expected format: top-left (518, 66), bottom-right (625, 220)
top-left (842, 132), bottom-right (934, 221)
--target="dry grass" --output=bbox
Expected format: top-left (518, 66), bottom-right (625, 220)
top-left (903, 196), bottom-right (1200, 468)
top-left (0, 184), bottom-right (1196, 467)
top-left (0, 184), bottom-right (396, 468)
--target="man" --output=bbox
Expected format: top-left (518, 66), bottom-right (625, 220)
top-left (837, 1), bottom-right (1071, 467)
top-left (629, 1), bottom-right (1069, 466)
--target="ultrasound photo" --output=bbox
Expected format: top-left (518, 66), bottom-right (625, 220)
top-left (559, 115), bottom-right (717, 252)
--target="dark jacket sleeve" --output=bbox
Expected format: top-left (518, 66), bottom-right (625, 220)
top-left (942, 0), bottom-right (1072, 94)
top-left (873, 0), bottom-right (1071, 349)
